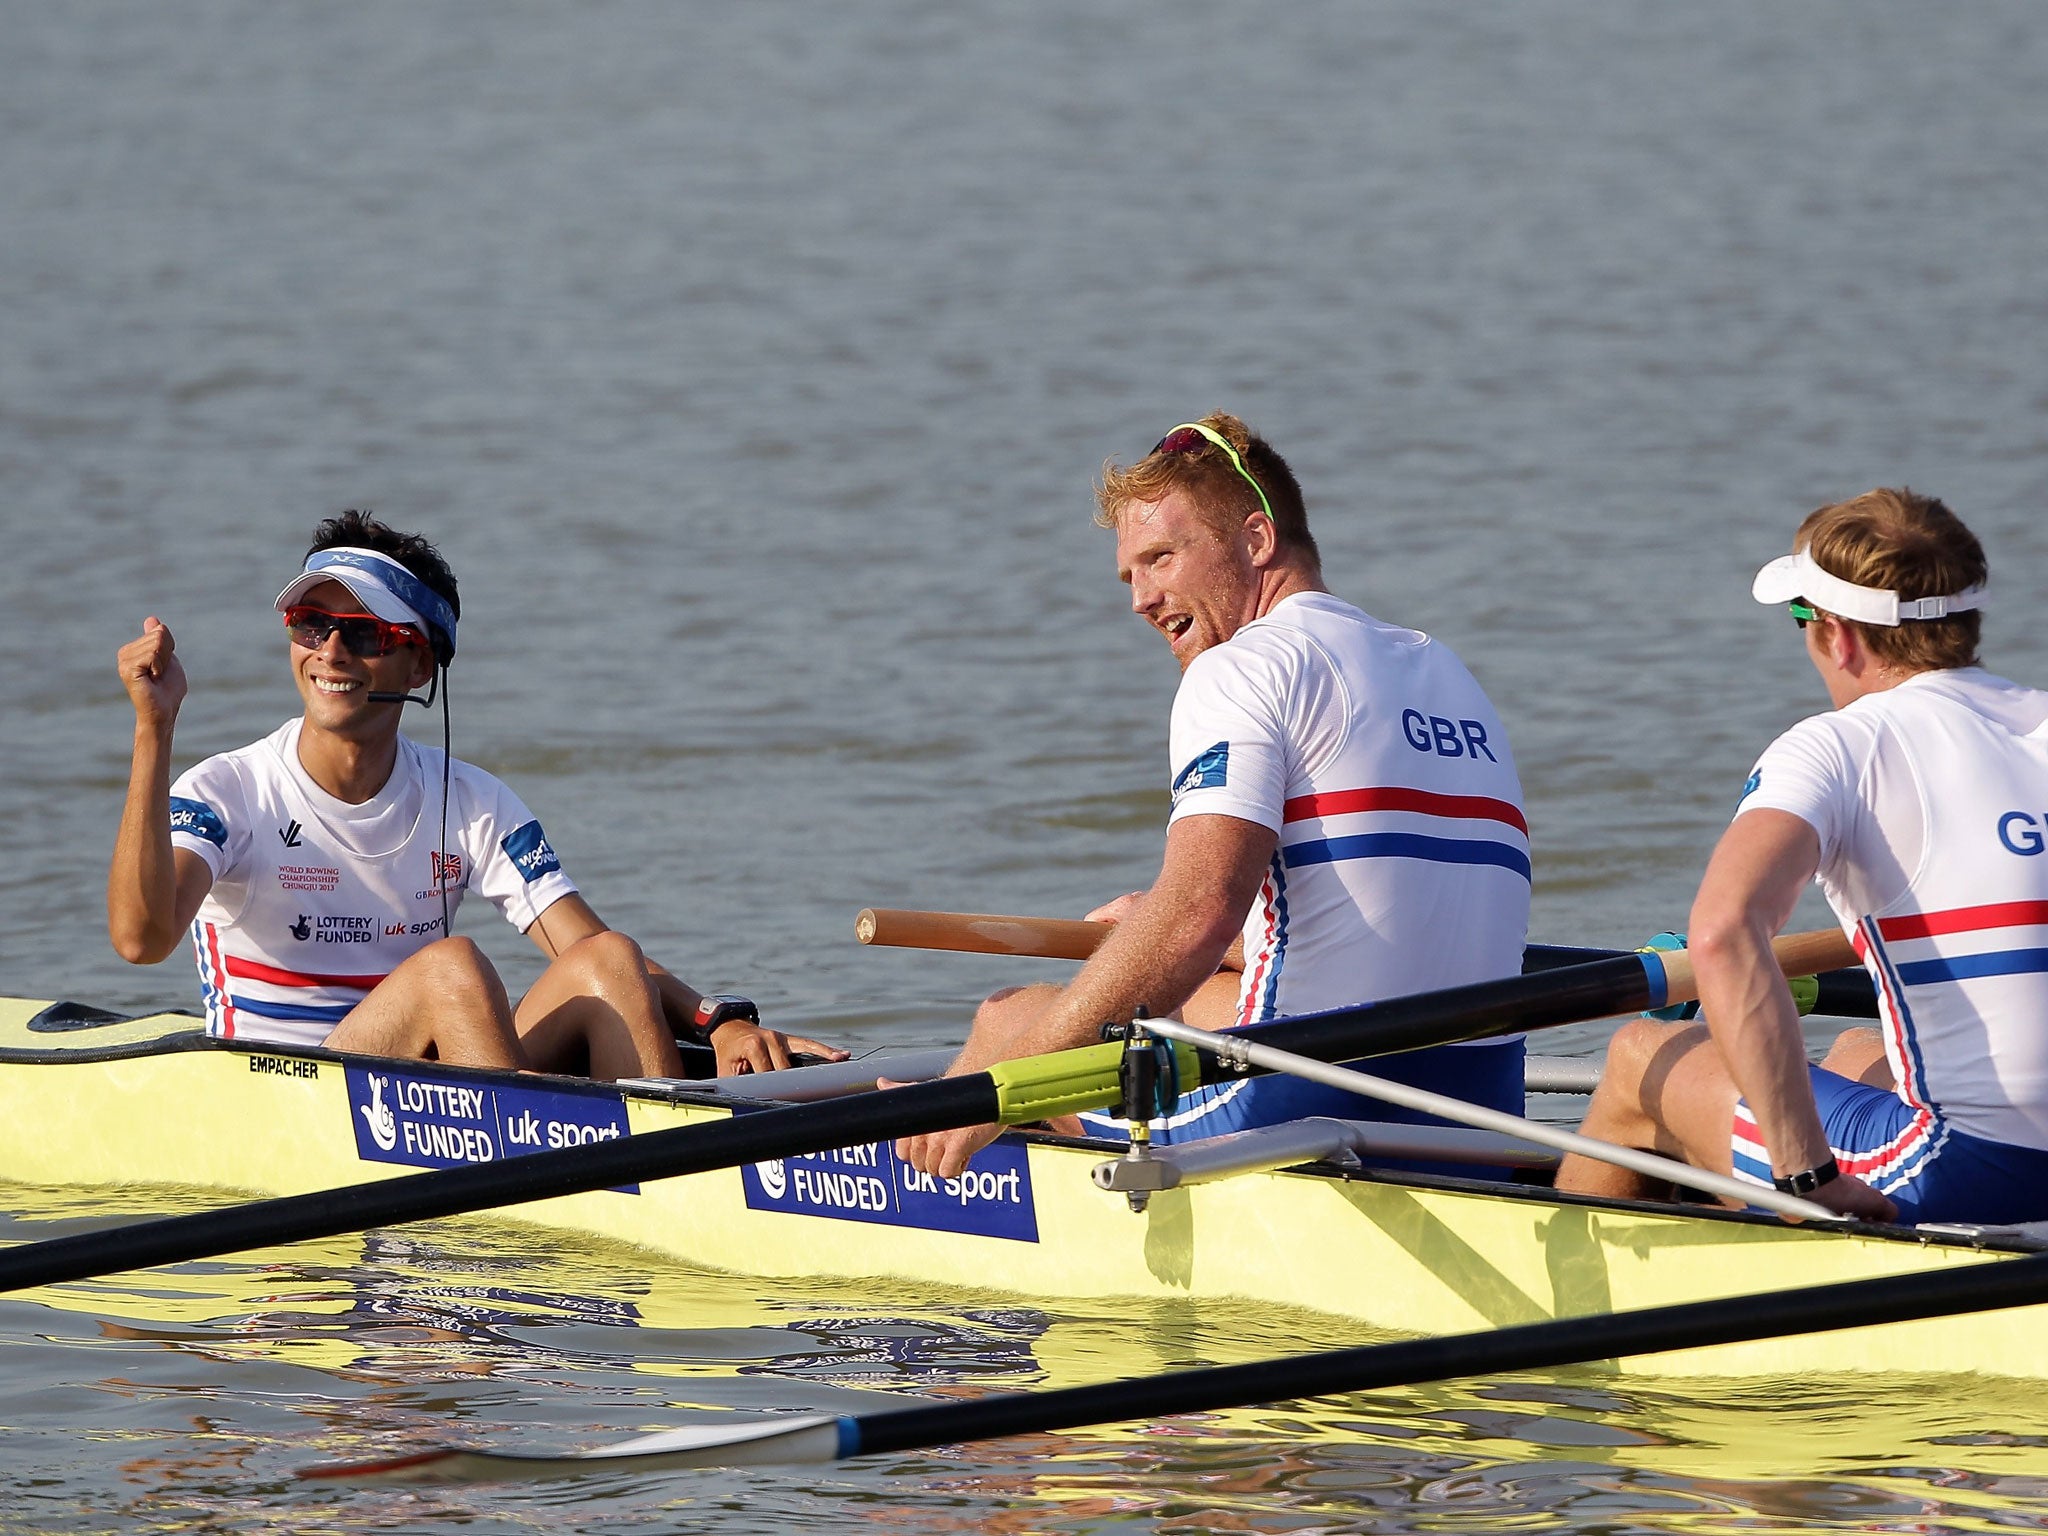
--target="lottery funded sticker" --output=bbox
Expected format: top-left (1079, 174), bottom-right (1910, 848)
top-left (345, 1064), bottom-right (638, 1193)
top-left (741, 1137), bottom-right (1038, 1243)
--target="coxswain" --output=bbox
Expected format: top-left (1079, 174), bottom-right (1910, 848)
top-left (110, 510), bottom-right (843, 1078)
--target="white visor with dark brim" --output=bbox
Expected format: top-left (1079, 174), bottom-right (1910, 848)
top-left (1751, 547), bottom-right (1986, 627)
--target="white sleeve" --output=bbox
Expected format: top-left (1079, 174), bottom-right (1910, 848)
top-left (168, 755), bottom-right (251, 883)
top-left (1733, 714), bottom-right (1864, 869)
top-left (463, 773), bottom-right (582, 933)
top-left (1166, 640), bottom-right (1292, 832)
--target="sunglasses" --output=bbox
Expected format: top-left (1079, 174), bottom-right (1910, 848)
top-left (1152, 422), bottom-right (1276, 522)
top-left (284, 605), bottom-right (426, 658)
top-left (1789, 599), bottom-right (1820, 630)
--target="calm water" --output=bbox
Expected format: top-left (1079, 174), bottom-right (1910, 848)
top-left (4, 2), bottom-right (2048, 1530)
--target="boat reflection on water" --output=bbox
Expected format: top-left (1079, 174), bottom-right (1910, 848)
top-left (12, 1186), bottom-right (2048, 1534)
top-left (886, 1376), bottom-right (2048, 1535)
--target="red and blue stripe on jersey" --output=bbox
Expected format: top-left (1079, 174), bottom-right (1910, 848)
top-left (191, 919), bottom-right (385, 1038)
top-left (1234, 785), bottom-right (1531, 1027)
top-left (1278, 786), bottom-right (1531, 880)
top-left (1852, 900), bottom-right (2048, 1116)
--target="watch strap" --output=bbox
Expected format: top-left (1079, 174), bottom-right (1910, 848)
top-left (1772, 1157), bottom-right (1840, 1196)
top-left (692, 993), bottom-right (760, 1036)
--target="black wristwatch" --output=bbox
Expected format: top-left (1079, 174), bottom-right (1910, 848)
top-left (1772, 1157), bottom-right (1840, 1196)
top-left (693, 993), bottom-right (760, 1037)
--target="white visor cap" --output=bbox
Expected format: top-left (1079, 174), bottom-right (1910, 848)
top-left (275, 548), bottom-right (431, 634)
top-left (1751, 547), bottom-right (1986, 627)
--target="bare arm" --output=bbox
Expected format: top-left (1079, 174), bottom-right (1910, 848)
top-left (109, 619), bottom-right (213, 963)
top-left (525, 893), bottom-right (847, 1071)
top-left (953, 814), bottom-right (1273, 1074)
top-left (895, 815), bottom-right (1271, 1176)
top-left (1689, 809), bottom-right (1896, 1221)
top-left (1086, 889), bottom-right (1246, 971)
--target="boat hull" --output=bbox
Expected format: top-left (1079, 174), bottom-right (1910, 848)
top-left (1, 997), bottom-right (2040, 1380)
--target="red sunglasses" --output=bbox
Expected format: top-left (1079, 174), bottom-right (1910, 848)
top-left (284, 606), bottom-right (426, 658)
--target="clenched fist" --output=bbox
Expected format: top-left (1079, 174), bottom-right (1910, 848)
top-left (118, 617), bottom-right (187, 729)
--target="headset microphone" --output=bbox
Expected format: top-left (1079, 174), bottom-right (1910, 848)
top-left (367, 601), bottom-right (456, 706)
top-left (367, 671), bottom-right (441, 707)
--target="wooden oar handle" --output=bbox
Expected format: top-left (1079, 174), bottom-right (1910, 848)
top-left (1655, 928), bottom-right (1859, 1008)
top-left (856, 907), bottom-right (1862, 1009)
top-left (855, 908), bottom-right (1107, 961)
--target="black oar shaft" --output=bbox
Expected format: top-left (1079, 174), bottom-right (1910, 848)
top-left (850, 1249), bottom-right (2048, 1457)
top-left (1523, 942), bottom-right (1877, 1019)
top-left (1233, 954), bottom-right (1655, 1067)
top-left (0, 1076), bottom-right (998, 1296)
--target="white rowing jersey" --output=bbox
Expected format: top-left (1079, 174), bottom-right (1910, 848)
top-left (167, 719), bottom-right (579, 1047)
top-left (1168, 592), bottom-right (1531, 1026)
top-left (1739, 667), bottom-right (2048, 1150)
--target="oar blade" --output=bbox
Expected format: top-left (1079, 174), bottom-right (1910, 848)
top-left (300, 1413), bottom-right (850, 1484)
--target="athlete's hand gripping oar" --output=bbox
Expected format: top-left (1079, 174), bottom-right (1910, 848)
top-left (0, 932), bottom-right (1847, 1292)
top-left (855, 908), bottom-right (1878, 1018)
top-left (304, 1245), bottom-right (2048, 1483)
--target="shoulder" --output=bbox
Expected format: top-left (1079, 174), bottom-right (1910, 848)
top-left (173, 721), bottom-right (296, 801)
top-left (1260, 593), bottom-right (1475, 677)
top-left (1760, 707), bottom-right (1875, 766)
top-left (169, 725), bottom-right (295, 854)
top-left (1741, 709), bottom-right (1875, 814)
top-left (431, 748), bottom-right (553, 851)
top-left (1177, 628), bottom-right (1298, 719)
top-left (1890, 668), bottom-right (2048, 734)
top-left (1196, 595), bottom-right (1368, 681)
top-left (427, 742), bottom-right (516, 800)
top-left (400, 733), bottom-right (520, 804)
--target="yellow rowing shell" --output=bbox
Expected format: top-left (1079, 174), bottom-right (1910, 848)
top-left (0, 996), bottom-right (2040, 1380)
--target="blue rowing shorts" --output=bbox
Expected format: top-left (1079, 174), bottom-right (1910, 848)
top-left (1076, 1037), bottom-right (1526, 1178)
top-left (1731, 1065), bottom-right (2048, 1225)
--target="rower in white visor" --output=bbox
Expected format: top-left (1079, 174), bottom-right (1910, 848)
top-left (110, 509), bottom-right (845, 1080)
top-left (1560, 487), bottom-right (2048, 1227)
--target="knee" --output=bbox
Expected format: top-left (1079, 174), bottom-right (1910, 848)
top-left (1821, 1026), bottom-right (1886, 1076)
top-left (1599, 1019), bottom-right (1687, 1098)
top-left (414, 936), bottom-right (494, 987)
top-left (556, 929), bottom-right (648, 984)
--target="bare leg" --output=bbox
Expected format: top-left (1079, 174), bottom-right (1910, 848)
top-left (324, 937), bottom-right (524, 1069)
top-left (515, 931), bottom-right (685, 1081)
top-left (1180, 969), bottom-right (1245, 1031)
top-left (1821, 1027), bottom-right (1892, 1088)
top-left (1554, 1020), bottom-right (1744, 1203)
